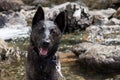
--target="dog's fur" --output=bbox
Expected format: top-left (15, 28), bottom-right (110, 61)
top-left (26, 6), bottom-right (65, 80)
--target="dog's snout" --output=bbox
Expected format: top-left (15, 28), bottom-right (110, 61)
top-left (43, 41), bottom-right (50, 46)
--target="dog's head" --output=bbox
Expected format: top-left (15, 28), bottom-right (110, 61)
top-left (30, 6), bottom-right (65, 57)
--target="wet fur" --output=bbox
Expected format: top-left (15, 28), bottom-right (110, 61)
top-left (26, 6), bottom-right (65, 80)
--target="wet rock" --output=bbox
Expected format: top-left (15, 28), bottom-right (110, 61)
top-left (72, 42), bottom-right (120, 73)
top-left (0, 0), bottom-right (24, 11)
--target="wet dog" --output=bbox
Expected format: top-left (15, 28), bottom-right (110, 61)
top-left (26, 6), bottom-right (65, 80)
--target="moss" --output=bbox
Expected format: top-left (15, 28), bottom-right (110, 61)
top-left (9, 37), bottom-right (30, 51)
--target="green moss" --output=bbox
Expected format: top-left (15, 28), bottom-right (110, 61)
top-left (61, 31), bottom-right (88, 45)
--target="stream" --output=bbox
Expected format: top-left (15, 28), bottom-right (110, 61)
top-left (0, 31), bottom-right (119, 80)
top-left (0, 1), bottom-right (120, 80)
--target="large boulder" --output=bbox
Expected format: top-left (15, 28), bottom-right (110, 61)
top-left (72, 42), bottom-right (120, 73)
top-left (0, 0), bottom-right (24, 11)
top-left (45, 2), bottom-right (92, 33)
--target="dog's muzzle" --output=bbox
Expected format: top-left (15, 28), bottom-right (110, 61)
top-left (39, 42), bottom-right (50, 56)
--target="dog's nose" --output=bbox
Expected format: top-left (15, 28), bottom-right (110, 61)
top-left (43, 41), bottom-right (50, 47)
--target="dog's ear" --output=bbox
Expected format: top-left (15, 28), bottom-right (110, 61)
top-left (55, 11), bottom-right (65, 33)
top-left (32, 6), bottom-right (44, 26)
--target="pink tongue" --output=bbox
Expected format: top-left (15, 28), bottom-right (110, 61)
top-left (39, 48), bottom-right (48, 56)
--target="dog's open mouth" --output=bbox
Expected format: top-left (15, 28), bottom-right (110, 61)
top-left (39, 48), bottom-right (48, 56)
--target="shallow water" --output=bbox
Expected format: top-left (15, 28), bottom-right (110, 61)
top-left (1, 31), bottom-right (120, 80)
top-left (0, 26), bottom-right (30, 40)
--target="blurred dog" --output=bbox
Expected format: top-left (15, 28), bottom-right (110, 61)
top-left (26, 6), bottom-right (65, 80)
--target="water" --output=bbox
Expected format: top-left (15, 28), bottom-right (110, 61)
top-left (0, 26), bottom-right (30, 40)
top-left (1, 30), bottom-right (120, 80)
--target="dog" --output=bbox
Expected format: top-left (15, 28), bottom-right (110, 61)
top-left (26, 6), bottom-right (65, 80)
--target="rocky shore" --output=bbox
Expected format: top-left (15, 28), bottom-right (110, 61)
top-left (72, 42), bottom-right (120, 73)
top-left (0, 0), bottom-right (120, 80)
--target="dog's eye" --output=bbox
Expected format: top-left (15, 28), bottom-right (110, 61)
top-left (50, 29), bottom-right (56, 34)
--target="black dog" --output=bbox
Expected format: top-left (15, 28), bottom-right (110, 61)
top-left (26, 6), bottom-right (65, 80)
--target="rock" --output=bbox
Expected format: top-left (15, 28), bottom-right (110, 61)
top-left (2, 2), bottom-right (92, 33)
top-left (45, 2), bottom-right (92, 33)
top-left (0, 39), bottom-right (8, 50)
top-left (87, 8), bottom-right (120, 44)
top-left (111, 0), bottom-right (120, 9)
top-left (5, 12), bottom-right (27, 27)
top-left (86, 25), bottom-right (120, 43)
top-left (90, 8), bottom-right (116, 25)
top-left (32, 0), bottom-right (49, 5)
top-left (82, 0), bottom-right (115, 9)
top-left (0, 15), bottom-right (7, 28)
top-left (109, 18), bottom-right (120, 25)
top-left (0, 10), bottom-right (30, 40)
top-left (22, 0), bottom-right (33, 4)
top-left (23, 0), bottom-right (49, 5)
top-left (0, 10), bottom-right (27, 28)
top-left (20, 5), bottom-right (35, 10)
top-left (0, 0), bottom-right (24, 11)
top-left (0, 38), bottom-right (9, 61)
top-left (112, 7), bottom-right (120, 19)
top-left (0, 38), bottom-right (27, 62)
top-left (72, 42), bottom-right (120, 73)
